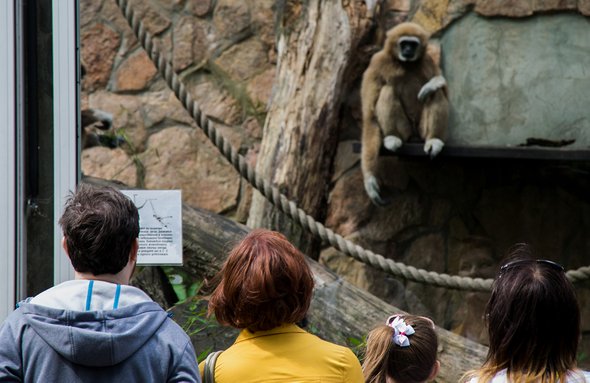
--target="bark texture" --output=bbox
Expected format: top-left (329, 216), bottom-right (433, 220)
top-left (247, 0), bottom-right (375, 258)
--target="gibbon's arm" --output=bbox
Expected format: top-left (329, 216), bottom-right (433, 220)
top-left (361, 117), bottom-right (389, 206)
top-left (417, 54), bottom-right (446, 102)
top-left (361, 55), bottom-right (386, 124)
top-left (360, 55), bottom-right (391, 206)
top-left (417, 75), bottom-right (446, 102)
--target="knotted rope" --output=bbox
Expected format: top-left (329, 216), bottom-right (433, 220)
top-left (114, 0), bottom-right (590, 291)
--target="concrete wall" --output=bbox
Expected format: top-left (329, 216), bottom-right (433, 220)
top-left (443, 13), bottom-right (590, 148)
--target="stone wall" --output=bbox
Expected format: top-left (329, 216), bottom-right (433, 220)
top-left (81, 0), bottom-right (590, 365)
top-left (80, 0), bottom-right (273, 219)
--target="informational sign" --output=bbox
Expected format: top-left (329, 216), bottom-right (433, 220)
top-left (121, 190), bottom-right (183, 265)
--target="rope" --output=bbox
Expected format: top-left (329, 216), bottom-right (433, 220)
top-left (114, 0), bottom-right (590, 292)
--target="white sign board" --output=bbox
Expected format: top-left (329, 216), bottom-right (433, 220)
top-left (121, 190), bottom-right (183, 265)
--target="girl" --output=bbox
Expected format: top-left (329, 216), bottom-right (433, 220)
top-left (363, 314), bottom-right (440, 383)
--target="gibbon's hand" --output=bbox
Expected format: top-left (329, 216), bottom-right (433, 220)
top-left (424, 138), bottom-right (444, 158)
top-left (364, 174), bottom-right (391, 206)
top-left (92, 110), bottom-right (113, 130)
top-left (417, 75), bottom-right (446, 102)
top-left (81, 109), bottom-right (113, 131)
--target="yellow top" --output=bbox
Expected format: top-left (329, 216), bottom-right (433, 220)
top-left (198, 323), bottom-right (364, 383)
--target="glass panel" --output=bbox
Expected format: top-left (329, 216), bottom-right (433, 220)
top-left (23, 0), bottom-right (54, 296)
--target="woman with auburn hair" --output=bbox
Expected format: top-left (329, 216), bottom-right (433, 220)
top-left (465, 244), bottom-right (590, 383)
top-left (199, 229), bottom-right (364, 383)
top-left (363, 314), bottom-right (440, 383)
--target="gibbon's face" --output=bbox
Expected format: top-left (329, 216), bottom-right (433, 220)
top-left (397, 36), bottom-right (422, 62)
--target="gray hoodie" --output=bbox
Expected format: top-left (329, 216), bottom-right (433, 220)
top-left (0, 280), bottom-right (201, 382)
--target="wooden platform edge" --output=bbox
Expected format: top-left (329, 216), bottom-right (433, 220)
top-left (351, 141), bottom-right (590, 161)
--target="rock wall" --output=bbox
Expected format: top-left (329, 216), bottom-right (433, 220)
top-left (80, 0), bottom-right (273, 219)
top-left (81, 0), bottom-right (590, 365)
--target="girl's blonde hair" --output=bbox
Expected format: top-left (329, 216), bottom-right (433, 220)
top-left (363, 315), bottom-right (438, 383)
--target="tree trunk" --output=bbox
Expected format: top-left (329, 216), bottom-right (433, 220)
top-left (247, 0), bottom-right (374, 258)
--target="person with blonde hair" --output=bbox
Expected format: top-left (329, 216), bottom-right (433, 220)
top-left (465, 244), bottom-right (590, 383)
top-left (199, 229), bottom-right (364, 382)
top-left (363, 314), bottom-right (440, 383)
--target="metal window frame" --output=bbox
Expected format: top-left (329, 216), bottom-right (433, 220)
top-left (0, 1), bottom-right (17, 321)
top-left (52, 0), bottom-right (79, 284)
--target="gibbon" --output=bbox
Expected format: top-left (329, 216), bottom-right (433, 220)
top-left (80, 63), bottom-right (115, 149)
top-left (361, 22), bottom-right (449, 206)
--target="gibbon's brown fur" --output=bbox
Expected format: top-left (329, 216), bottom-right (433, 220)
top-left (81, 109), bottom-right (113, 149)
top-left (361, 22), bottom-right (449, 206)
top-left (80, 63), bottom-right (114, 149)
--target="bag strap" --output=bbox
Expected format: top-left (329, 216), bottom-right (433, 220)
top-left (203, 351), bottom-right (222, 383)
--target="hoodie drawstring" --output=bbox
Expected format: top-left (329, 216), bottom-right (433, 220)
top-left (85, 280), bottom-right (94, 311)
top-left (113, 284), bottom-right (121, 309)
top-left (85, 281), bottom-right (122, 310)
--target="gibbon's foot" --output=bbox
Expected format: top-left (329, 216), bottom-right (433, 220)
top-left (383, 135), bottom-right (403, 152)
top-left (364, 175), bottom-right (391, 206)
top-left (417, 75), bottom-right (446, 102)
top-left (424, 138), bottom-right (444, 158)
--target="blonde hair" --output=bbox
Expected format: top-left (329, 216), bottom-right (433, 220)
top-left (363, 315), bottom-right (438, 383)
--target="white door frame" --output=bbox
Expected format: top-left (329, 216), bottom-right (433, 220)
top-left (0, 1), bottom-right (79, 320)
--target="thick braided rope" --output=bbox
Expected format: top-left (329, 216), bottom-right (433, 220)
top-left (115, 0), bottom-right (590, 291)
top-left (566, 266), bottom-right (590, 283)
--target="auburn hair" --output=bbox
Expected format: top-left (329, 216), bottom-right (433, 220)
top-left (208, 229), bottom-right (315, 332)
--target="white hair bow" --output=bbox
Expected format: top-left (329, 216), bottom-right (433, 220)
top-left (386, 315), bottom-right (415, 347)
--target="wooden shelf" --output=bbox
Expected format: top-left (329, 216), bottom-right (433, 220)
top-left (351, 142), bottom-right (590, 161)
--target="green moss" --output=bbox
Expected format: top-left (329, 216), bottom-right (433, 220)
top-left (205, 60), bottom-right (267, 127)
top-left (114, 129), bottom-right (146, 188)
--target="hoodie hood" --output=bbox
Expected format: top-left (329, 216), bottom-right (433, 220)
top-left (18, 281), bottom-right (168, 367)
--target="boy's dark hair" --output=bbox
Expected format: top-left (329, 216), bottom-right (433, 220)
top-left (59, 184), bottom-right (139, 275)
top-left (208, 229), bottom-right (314, 332)
top-left (476, 243), bottom-right (579, 382)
